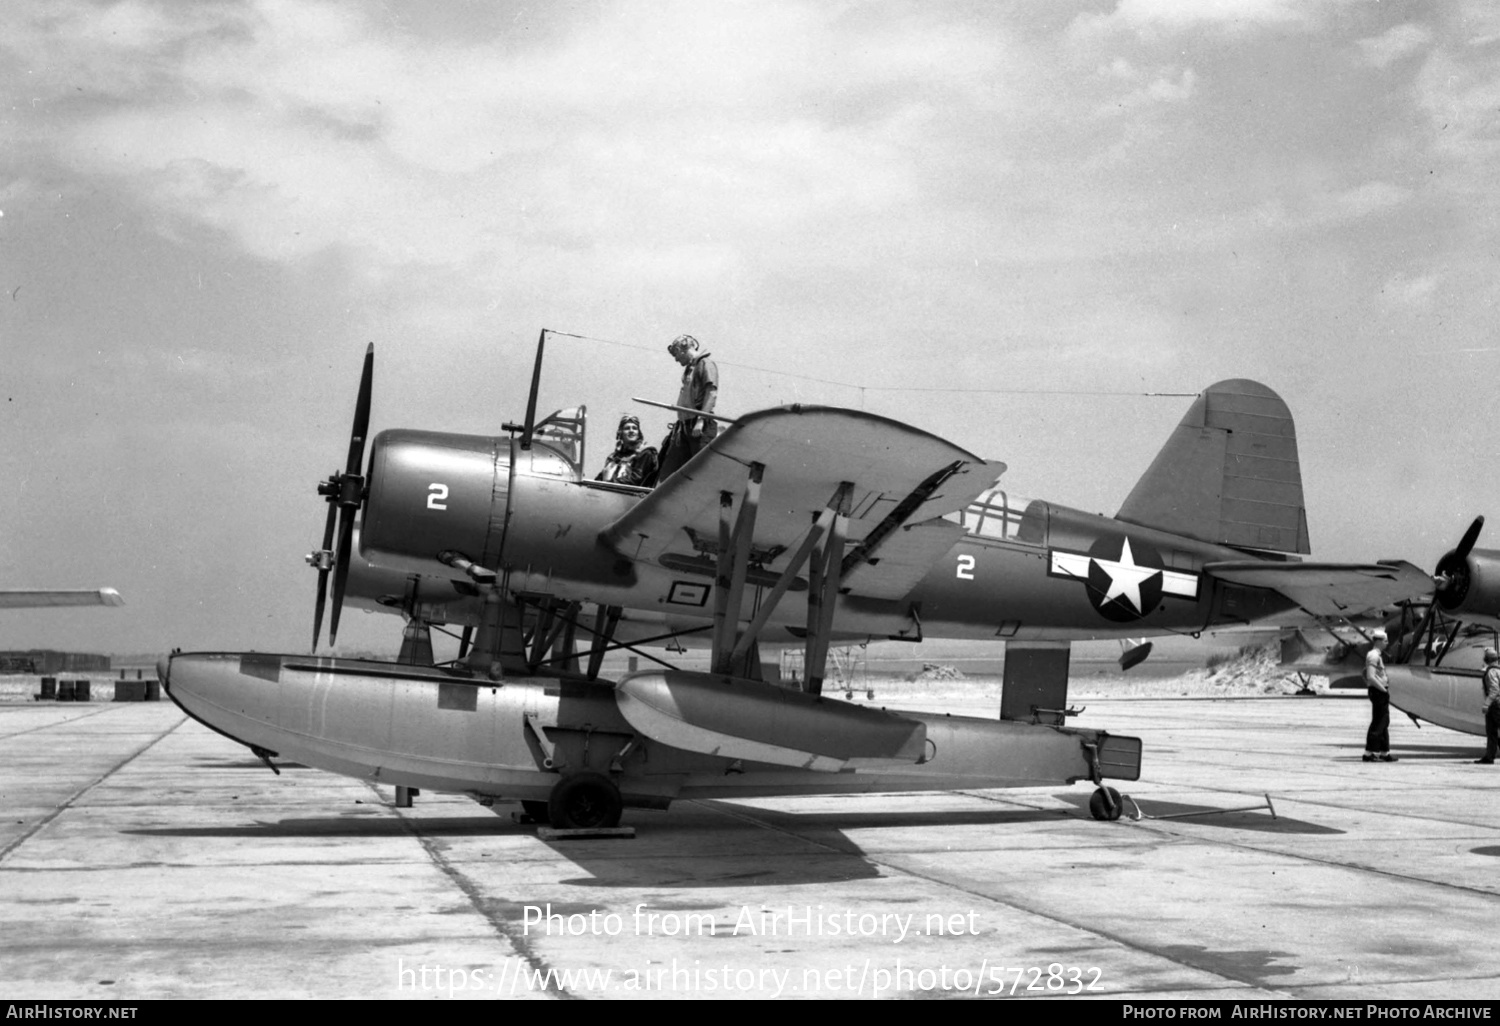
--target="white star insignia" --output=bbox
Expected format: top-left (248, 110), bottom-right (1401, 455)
top-left (1094, 537), bottom-right (1160, 614)
top-left (1049, 540), bottom-right (1199, 614)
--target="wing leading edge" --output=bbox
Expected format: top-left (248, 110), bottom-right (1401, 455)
top-left (0, 588), bottom-right (124, 610)
top-left (602, 405), bottom-right (1004, 600)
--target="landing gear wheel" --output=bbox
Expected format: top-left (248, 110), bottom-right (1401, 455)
top-left (546, 772), bottom-right (623, 829)
top-left (520, 800), bottom-right (550, 822)
top-left (1089, 786), bottom-right (1123, 822)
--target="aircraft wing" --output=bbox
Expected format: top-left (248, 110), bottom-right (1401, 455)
top-left (0, 588), bottom-right (124, 609)
top-left (603, 405), bottom-right (1004, 600)
top-left (1202, 560), bottom-right (1430, 618)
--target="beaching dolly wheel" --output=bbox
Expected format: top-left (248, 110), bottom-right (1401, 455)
top-left (547, 771), bottom-right (623, 829)
top-left (1089, 786), bottom-right (1123, 822)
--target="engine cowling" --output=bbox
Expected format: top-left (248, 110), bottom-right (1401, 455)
top-left (361, 430), bottom-right (508, 578)
top-left (1433, 545), bottom-right (1500, 625)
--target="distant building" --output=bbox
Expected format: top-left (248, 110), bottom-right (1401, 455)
top-left (0, 650), bottom-right (111, 674)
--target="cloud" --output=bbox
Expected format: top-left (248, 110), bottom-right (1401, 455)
top-left (1095, 65), bottom-right (1197, 116)
top-left (1415, 48), bottom-right (1500, 175)
top-left (1378, 272), bottom-right (1438, 309)
top-left (1354, 22), bottom-right (1433, 68)
top-left (11, 0), bottom-right (1035, 299)
top-left (1456, 0), bottom-right (1500, 47)
top-left (1069, 0), bottom-right (1315, 41)
top-left (1330, 180), bottom-right (1405, 219)
top-left (1208, 179), bottom-right (1406, 241)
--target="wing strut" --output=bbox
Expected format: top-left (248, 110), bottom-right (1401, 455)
top-left (711, 463), bottom-right (763, 675)
top-left (706, 476), bottom-right (855, 688)
top-left (585, 605), bottom-right (624, 680)
top-left (727, 488), bottom-right (845, 673)
top-left (805, 483), bottom-right (853, 695)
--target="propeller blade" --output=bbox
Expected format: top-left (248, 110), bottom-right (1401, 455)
top-left (1409, 517), bottom-right (1487, 664)
top-left (311, 499), bottom-right (337, 650)
top-left (329, 509), bottom-right (356, 646)
top-left (318, 344), bottom-right (375, 649)
top-left (312, 569), bottom-right (330, 651)
top-left (1456, 515), bottom-right (1485, 562)
top-left (345, 343), bottom-right (374, 477)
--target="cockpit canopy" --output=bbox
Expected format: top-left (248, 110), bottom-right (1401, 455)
top-left (945, 486), bottom-right (1047, 545)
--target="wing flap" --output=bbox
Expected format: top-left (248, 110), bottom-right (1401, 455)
top-left (604, 405), bottom-right (1001, 599)
top-left (1204, 560), bottom-right (1430, 617)
top-left (843, 518), bottom-right (969, 599)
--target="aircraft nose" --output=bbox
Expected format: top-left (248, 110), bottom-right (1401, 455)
top-left (156, 655), bottom-right (171, 689)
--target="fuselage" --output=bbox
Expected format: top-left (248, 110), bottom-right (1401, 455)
top-left (346, 431), bottom-right (1297, 646)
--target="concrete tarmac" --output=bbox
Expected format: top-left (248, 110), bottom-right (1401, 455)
top-left (1, 693), bottom-right (1497, 1000)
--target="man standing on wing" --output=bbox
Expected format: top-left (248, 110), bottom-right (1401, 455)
top-left (657, 333), bottom-right (719, 482)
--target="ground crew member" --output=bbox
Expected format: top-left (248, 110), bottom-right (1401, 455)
top-left (656, 334), bottom-right (719, 481)
top-left (1477, 647), bottom-right (1500, 764)
top-left (1363, 629), bottom-right (1397, 763)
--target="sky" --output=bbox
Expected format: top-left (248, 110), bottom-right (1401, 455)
top-left (2, 0), bottom-right (1498, 657)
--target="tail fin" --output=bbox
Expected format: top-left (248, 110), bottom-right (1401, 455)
top-left (1116, 379), bottom-right (1310, 555)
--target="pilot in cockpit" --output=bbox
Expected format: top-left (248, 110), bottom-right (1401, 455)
top-left (595, 414), bottom-right (659, 488)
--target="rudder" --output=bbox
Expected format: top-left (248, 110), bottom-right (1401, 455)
top-left (1115, 379), bottom-right (1309, 555)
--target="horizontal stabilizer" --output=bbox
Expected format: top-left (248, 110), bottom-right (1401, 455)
top-left (1206, 560), bottom-right (1430, 618)
top-left (0, 588), bottom-right (124, 609)
top-left (614, 670), bottom-right (927, 771)
top-left (1118, 380), bottom-right (1309, 554)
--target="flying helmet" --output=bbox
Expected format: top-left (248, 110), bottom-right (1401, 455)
top-left (615, 414), bottom-right (643, 443)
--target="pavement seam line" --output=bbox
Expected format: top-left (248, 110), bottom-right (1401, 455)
top-left (0, 710), bottom-right (189, 865)
top-left (1128, 817), bottom-right (1500, 902)
top-left (1131, 768), bottom-right (1500, 834)
top-left (696, 797), bottom-right (1297, 998)
top-left (960, 789), bottom-right (1500, 978)
top-left (368, 783), bottom-right (576, 1001)
top-left (0, 704), bottom-right (116, 741)
top-left (1029, 779), bottom-right (1500, 896)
